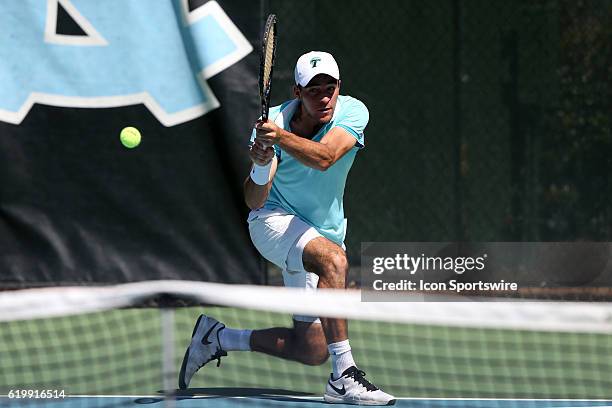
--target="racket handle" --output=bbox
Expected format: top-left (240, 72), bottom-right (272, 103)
top-left (262, 107), bottom-right (268, 121)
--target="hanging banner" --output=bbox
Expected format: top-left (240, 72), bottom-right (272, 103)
top-left (0, 0), bottom-right (263, 286)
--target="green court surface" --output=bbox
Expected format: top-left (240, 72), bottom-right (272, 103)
top-left (1, 307), bottom-right (611, 399)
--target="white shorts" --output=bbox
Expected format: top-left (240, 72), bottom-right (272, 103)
top-left (248, 207), bottom-right (323, 323)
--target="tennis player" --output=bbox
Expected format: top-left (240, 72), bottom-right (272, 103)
top-left (179, 51), bottom-right (395, 406)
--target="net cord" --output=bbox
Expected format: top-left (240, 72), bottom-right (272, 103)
top-left (1, 280), bottom-right (611, 334)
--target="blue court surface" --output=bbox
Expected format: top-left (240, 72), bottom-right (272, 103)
top-left (2, 395), bottom-right (612, 408)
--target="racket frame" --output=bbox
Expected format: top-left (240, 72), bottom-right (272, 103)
top-left (259, 14), bottom-right (277, 122)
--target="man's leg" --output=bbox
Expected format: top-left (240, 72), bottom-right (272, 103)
top-left (179, 210), bottom-right (394, 404)
top-left (250, 320), bottom-right (328, 366)
top-left (179, 211), bottom-right (330, 389)
top-left (301, 237), bottom-right (349, 343)
top-left (297, 237), bottom-right (395, 405)
top-left (299, 237), bottom-right (358, 379)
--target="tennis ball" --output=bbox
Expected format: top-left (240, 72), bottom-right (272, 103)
top-left (120, 127), bottom-right (141, 148)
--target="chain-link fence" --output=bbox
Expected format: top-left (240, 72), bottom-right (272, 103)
top-left (264, 0), bottom-right (611, 263)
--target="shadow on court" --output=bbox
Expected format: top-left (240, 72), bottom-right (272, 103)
top-left (175, 387), bottom-right (315, 397)
top-left (134, 388), bottom-right (320, 405)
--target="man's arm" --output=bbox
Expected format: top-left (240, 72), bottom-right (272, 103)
top-left (244, 142), bottom-right (278, 210)
top-left (255, 121), bottom-right (357, 171)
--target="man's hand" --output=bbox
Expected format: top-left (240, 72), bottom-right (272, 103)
top-left (255, 120), bottom-right (283, 147)
top-left (249, 140), bottom-right (275, 166)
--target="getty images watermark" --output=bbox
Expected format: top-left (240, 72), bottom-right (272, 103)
top-left (360, 242), bottom-right (612, 301)
top-left (371, 252), bottom-right (517, 293)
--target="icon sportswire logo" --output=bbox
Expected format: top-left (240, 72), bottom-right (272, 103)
top-left (0, 0), bottom-right (253, 127)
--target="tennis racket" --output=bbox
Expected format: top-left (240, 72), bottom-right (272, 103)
top-left (259, 14), bottom-right (277, 122)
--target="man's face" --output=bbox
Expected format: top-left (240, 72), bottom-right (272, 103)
top-left (295, 74), bottom-right (340, 124)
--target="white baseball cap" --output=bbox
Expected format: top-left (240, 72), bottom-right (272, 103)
top-left (294, 51), bottom-right (340, 87)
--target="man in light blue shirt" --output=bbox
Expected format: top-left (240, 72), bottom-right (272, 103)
top-left (256, 92), bottom-right (366, 244)
top-left (179, 51), bottom-right (394, 406)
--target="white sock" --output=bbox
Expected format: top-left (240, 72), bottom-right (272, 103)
top-left (328, 339), bottom-right (356, 379)
top-left (218, 327), bottom-right (252, 351)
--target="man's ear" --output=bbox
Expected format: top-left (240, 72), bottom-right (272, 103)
top-left (293, 85), bottom-right (300, 99)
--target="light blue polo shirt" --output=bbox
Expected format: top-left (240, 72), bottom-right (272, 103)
top-left (250, 95), bottom-right (369, 245)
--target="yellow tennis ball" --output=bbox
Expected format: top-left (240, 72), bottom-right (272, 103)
top-left (120, 127), bottom-right (141, 148)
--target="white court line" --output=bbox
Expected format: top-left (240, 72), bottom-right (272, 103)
top-left (2, 395), bottom-right (611, 402)
top-left (394, 399), bottom-right (612, 408)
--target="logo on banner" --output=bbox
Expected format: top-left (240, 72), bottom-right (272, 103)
top-left (0, 0), bottom-right (253, 126)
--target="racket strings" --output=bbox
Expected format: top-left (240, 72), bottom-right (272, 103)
top-left (260, 15), bottom-right (276, 119)
top-left (262, 29), bottom-right (275, 88)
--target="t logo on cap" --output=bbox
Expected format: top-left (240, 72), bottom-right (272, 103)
top-left (310, 57), bottom-right (322, 68)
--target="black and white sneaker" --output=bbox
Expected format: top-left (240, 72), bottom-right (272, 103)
top-left (324, 366), bottom-right (395, 406)
top-left (178, 314), bottom-right (227, 389)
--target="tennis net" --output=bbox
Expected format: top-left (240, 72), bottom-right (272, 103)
top-left (1, 280), bottom-right (611, 407)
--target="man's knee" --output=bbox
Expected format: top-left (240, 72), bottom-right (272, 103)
top-left (304, 238), bottom-right (348, 278)
top-left (325, 249), bottom-right (348, 275)
top-left (318, 249), bottom-right (349, 288)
